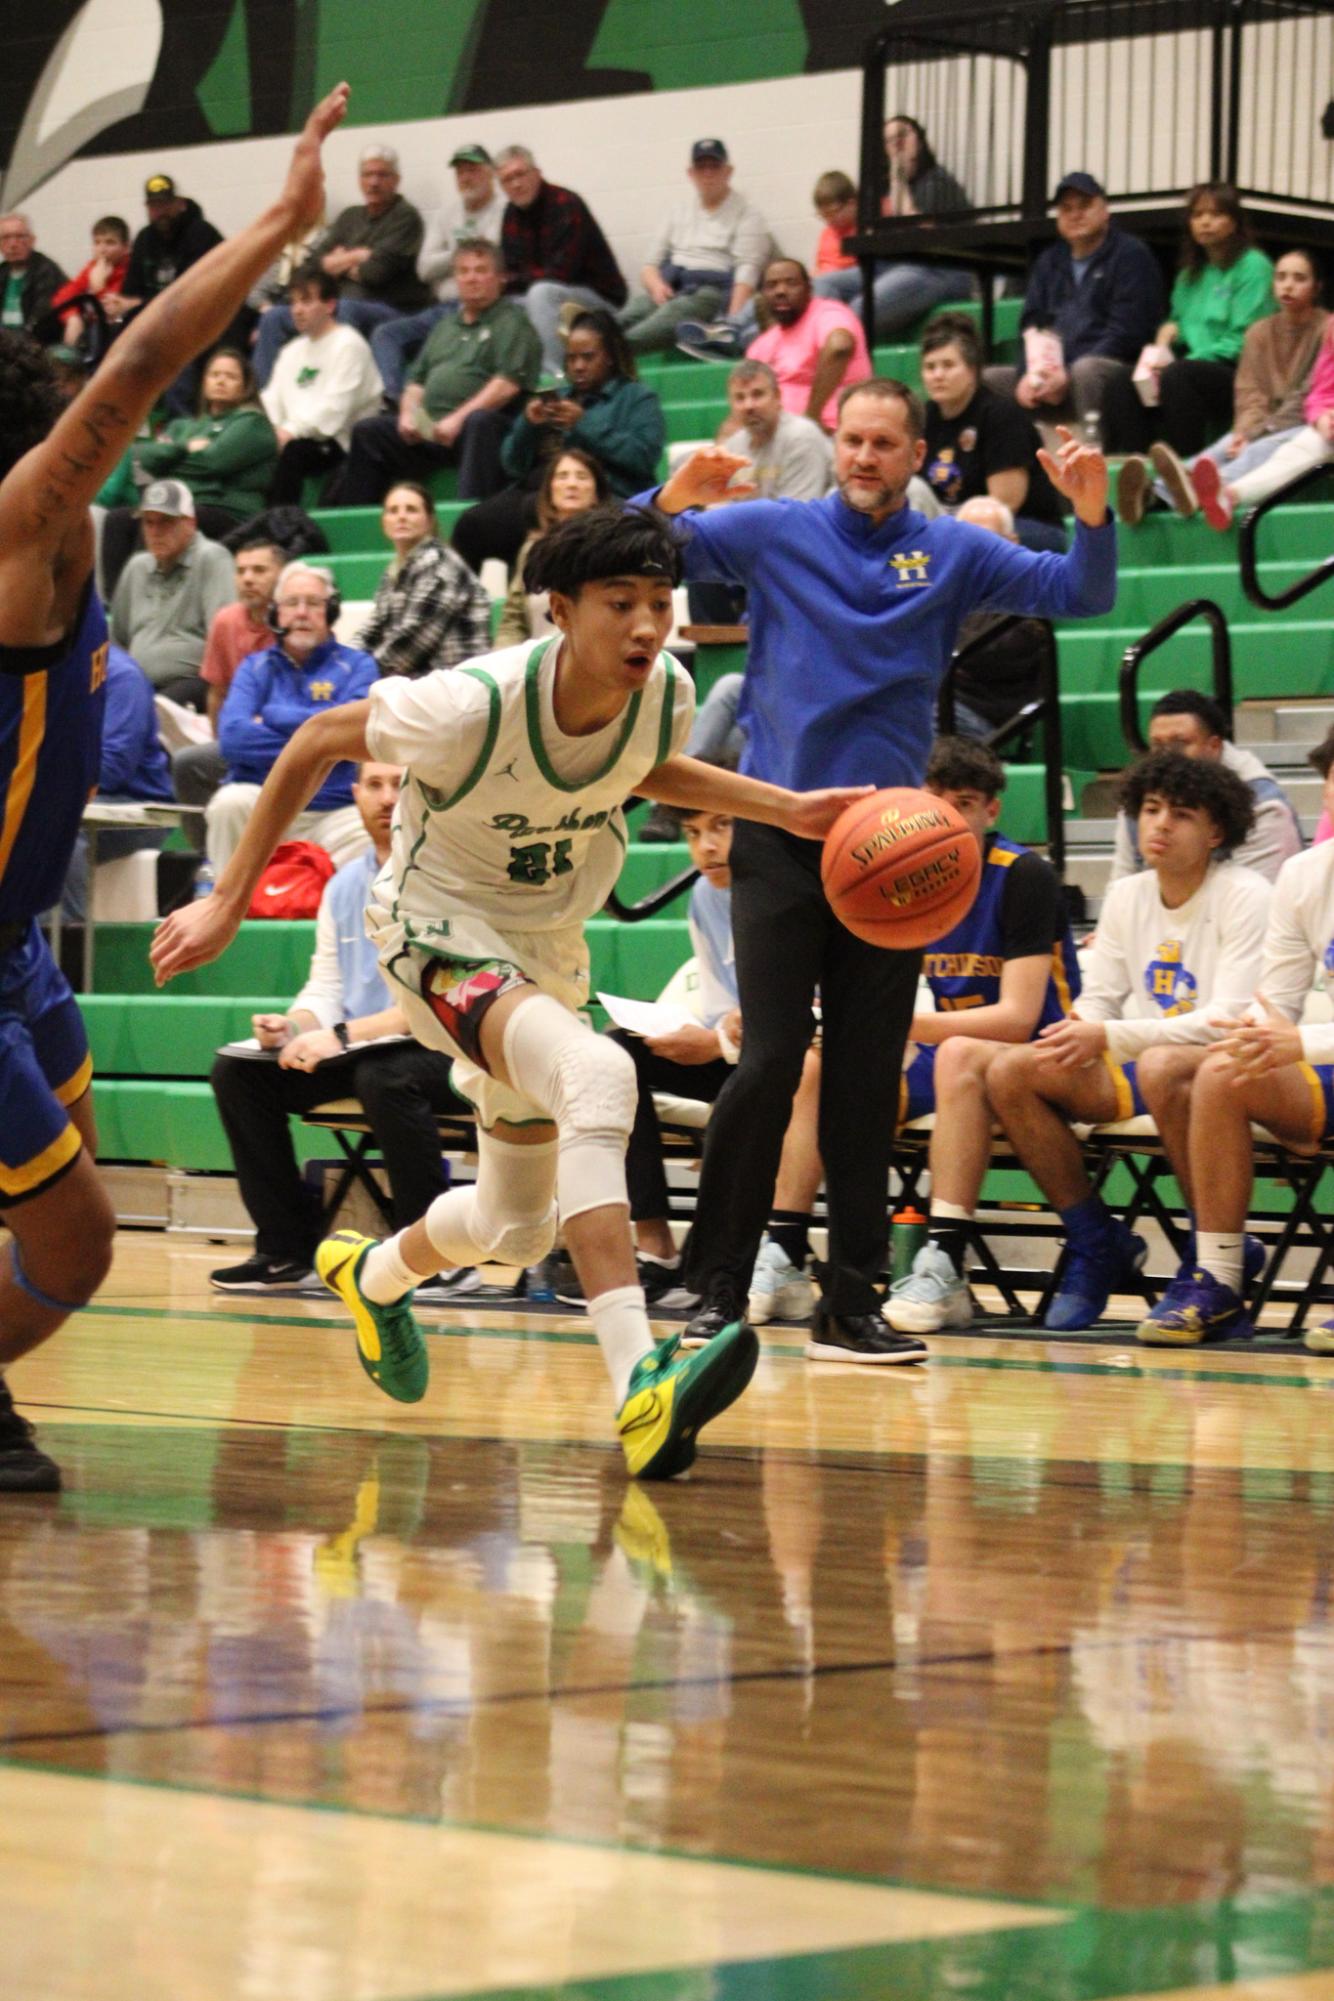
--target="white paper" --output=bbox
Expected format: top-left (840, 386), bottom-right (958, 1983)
top-left (595, 992), bottom-right (696, 1036)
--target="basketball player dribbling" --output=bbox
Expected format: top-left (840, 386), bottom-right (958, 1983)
top-left (0, 84), bottom-right (353, 1491)
top-left (151, 505), bottom-right (867, 1478)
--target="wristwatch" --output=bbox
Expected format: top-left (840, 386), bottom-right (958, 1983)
top-left (333, 1022), bottom-right (351, 1052)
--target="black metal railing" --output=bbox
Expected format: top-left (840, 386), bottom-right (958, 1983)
top-left (605, 854), bottom-right (698, 923)
top-left (1119, 599), bottom-right (1234, 751)
top-left (938, 614), bottom-right (1067, 874)
top-left (1239, 459), bottom-right (1334, 612)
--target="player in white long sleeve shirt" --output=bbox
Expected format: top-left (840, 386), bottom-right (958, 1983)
top-left (986, 750), bottom-right (1268, 1331)
top-left (1141, 793), bottom-right (1334, 1350)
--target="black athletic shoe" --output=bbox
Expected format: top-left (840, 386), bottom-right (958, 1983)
top-left (0, 1380), bottom-right (61, 1492)
top-left (680, 1294), bottom-right (744, 1351)
top-left (806, 1308), bottom-right (928, 1365)
top-left (210, 1253), bottom-right (314, 1292)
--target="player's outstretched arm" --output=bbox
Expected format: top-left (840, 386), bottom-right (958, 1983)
top-left (0, 85), bottom-right (350, 577)
top-left (150, 700), bottom-right (371, 985)
top-left (638, 754), bottom-right (871, 838)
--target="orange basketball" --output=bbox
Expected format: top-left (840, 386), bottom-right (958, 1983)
top-left (821, 787), bottom-right (981, 948)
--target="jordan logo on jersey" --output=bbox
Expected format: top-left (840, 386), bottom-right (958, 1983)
top-left (1144, 939), bottom-right (1199, 1015)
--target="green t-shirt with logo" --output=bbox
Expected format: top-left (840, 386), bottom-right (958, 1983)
top-left (408, 298), bottom-right (542, 419)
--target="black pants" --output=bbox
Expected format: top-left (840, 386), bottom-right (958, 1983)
top-left (608, 1027), bottom-right (732, 1221)
top-left (451, 477), bottom-right (541, 575)
top-left (270, 435), bottom-right (345, 507)
top-left (334, 409), bottom-right (512, 506)
top-left (681, 820), bottom-right (921, 1316)
top-left (211, 1041), bottom-right (460, 1262)
top-left (1156, 357), bottom-right (1237, 457)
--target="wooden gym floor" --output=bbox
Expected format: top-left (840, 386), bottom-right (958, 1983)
top-left (5, 1232), bottom-right (1334, 2001)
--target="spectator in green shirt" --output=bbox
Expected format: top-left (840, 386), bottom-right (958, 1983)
top-left (453, 307), bottom-right (665, 573)
top-left (100, 349), bottom-right (279, 597)
top-left (1154, 184), bottom-right (1274, 456)
top-left (335, 241), bottom-right (540, 506)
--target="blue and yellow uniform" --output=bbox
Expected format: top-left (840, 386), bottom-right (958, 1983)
top-left (899, 832), bottom-right (1080, 1124)
top-left (0, 582), bottom-right (107, 1203)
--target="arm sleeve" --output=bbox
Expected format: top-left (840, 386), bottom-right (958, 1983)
top-left (526, 192), bottom-right (593, 286)
top-left (627, 492), bottom-right (790, 589)
top-left (288, 886), bottom-right (346, 1026)
top-left (364, 667), bottom-right (495, 788)
top-left (1231, 321), bottom-right (1271, 436)
top-left (964, 515), bottom-right (1118, 618)
top-left (998, 852), bottom-right (1062, 959)
top-left (1255, 863), bottom-right (1322, 1032)
top-left (1019, 248), bottom-right (1056, 332)
top-left (98, 662), bottom-right (150, 794)
top-left (1216, 254), bottom-right (1275, 363)
top-left (303, 336), bottom-right (378, 441)
top-left (1094, 242), bottom-right (1165, 362)
top-left (686, 895), bottom-right (738, 1027)
top-left (730, 201), bottom-right (772, 290)
top-left (1105, 874), bottom-right (1273, 1058)
top-left (500, 410), bottom-right (541, 480)
top-left (417, 210), bottom-right (456, 290)
top-left (570, 384), bottom-right (665, 491)
top-left (187, 409), bottom-right (277, 477)
top-left (1072, 885), bottom-right (1135, 1024)
top-left (136, 429), bottom-right (187, 475)
top-left (218, 656), bottom-right (291, 766)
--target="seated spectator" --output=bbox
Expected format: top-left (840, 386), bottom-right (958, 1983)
top-left (812, 172), bottom-right (858, 280)
top-left (359, 481), bottom-right (491, 676)
top-left (986, 172), bottom-right (1164, 454)
top-left (336, 241), bottom-right (540, 507)
top-left (1138, 183), bottom-right (1273, 461)
top-left (984, 749), bottom-right (1269, 1330)
top-left (854, 737), bottom-right (1078, 1334)
top-left (1175, 292), bottom-right (1334, 532)
top-left (684, 257), bottom-right (870, 431)
top-left (453, 306), bottom-right (662, 574)
top-left (617, 139), bottom-right (770, 355)
top-left (1119, 249), bottom-right (1327, 525)
top-left (106, 174), bottom-right (225, 413)
top-left (262, 268), bottom-right (384, 505)
top-left (1137, 780), bottom-right (1334, 1348)
top-left (252, 144), bottom-right (429, 386)
top-left (920, 311), bottom-right (1066, 551)
top-left (208, 563), bottom-right (378, 873)
top-left (49, 216), bottom-right (130, 349)
top-left (0, 213), bottom-right (66, 339)
top-left (60, 644), bottom-right (175, 921)
top-left (494, 146), bottom-right (627, 373)
top-left (1108, 689), bottom-right (1301, 887)
top-left (812, 113), bottom-right (974, 335)
top-left (496, 450), bottom-right (610, 647)
top-left (371, 144), bottom-right (506, 402)
top-left (209, 762), bottom-right (461, 1293)
top-left (174, 537), bottom-right (287, 812)
top-left (109, 480), bottom-right (235, 708)
top-left (946, 496), bottom-right (1056, 740)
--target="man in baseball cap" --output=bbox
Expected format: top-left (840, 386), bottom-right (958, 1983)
top-left (985, 166), bottom-right (1164, 452)
top-left (619, 136), bottom-right (772, 354)
top-left (110, 478), bottom-right (234, 704)
top-left (371, 142), bottom-right (506, 399)
top-left (114, 175), bottom-right (225, 413)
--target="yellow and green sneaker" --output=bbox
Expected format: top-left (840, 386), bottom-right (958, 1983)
top-left (616, 1320), bottom-right (758, 1481)
top-left (316, 1231), bottom-right (429, 1404)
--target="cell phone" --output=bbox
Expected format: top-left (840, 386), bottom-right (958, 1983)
top-left (535, 380), bottom-right (569, 406)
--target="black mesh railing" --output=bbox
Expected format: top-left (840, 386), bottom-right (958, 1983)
top-left (1119, 599), bottom-right (1235, 750)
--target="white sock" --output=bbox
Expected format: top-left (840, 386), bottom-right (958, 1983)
top-left (1197, 1232), bottom-right (1244, 1293)
top-left (361, 1231), bottom-right (436, 1304)
top-left (929, 1200), bottom-right (972, 1222)
top-left (638, 1250), bottom-right (680, 1270)
top-left (588, 1284), bottom-right (655, 1405)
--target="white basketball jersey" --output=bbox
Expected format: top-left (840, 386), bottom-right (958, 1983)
top-left (363, 636), bottom-right (693, 947)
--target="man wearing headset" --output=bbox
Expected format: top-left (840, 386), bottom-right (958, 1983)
top-left (205, 559), bottom-right (378, 873)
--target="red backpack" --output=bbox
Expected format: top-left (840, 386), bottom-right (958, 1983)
top-left (246, 840), bottom-right (335, 919)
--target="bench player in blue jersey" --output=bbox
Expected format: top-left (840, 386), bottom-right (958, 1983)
top-left (880, 738), bottom-right (1081, 1334)
top-left (0, 84), bottom-right (353, 1491)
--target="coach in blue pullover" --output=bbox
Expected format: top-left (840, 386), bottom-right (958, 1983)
top-left (208, 562), bottom-right (379, 875)
top-left (637, 375), bottom-right (1116, 1363)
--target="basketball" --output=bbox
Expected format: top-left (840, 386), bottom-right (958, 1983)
top-left (821, 787), bottom-right (981, 948)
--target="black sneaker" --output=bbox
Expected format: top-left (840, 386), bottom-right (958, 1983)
top-left (680, 1294), bottom-right (744, 1351)
top-left (210, 1253), bottom-right (314, 1292)
top-left (806, 1308), bottom-right (928, 1365)
top-left (637, 1254), bottom-right (697, 1309)
top-left (0, 1379), bottom-right (61, 1492)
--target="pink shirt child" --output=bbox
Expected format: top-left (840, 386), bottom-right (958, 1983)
top-left (747, 297), bottom-right (871, 432)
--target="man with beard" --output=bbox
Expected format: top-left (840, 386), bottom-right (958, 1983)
top-left (681, 256), bottom-right (869, 432)
top-left (637, 382), bottom-right (1117, 1362)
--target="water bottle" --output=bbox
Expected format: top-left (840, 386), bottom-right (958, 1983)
top-left (192, 861), bottom-right (215, 900)
top-left (1082, 409), bottom-right (1103, 452)
top-left (890, 1205), bottom-right (929, 1283)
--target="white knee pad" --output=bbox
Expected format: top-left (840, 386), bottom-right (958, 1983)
top-left (502, 993), bottom-right (637, 1223)
top-left (422, 1132), bottom-right (558, 1268)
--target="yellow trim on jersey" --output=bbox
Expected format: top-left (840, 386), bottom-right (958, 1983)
top-left (1299, 1061), bottom-right (1326, 1149)
top-left (987, 846), bottom-right (1020, 868)
top-left (0, 673), bottom-right (48, 887)
top-left (0, 1119), bottom-right (81, 1200)
top-left (1049, 942), bottom-right (1074, 1017)
top-left (1101, 1051), bottom-right (1133, 1123)
top-left (54, 1051), bottom-right (94, 1107)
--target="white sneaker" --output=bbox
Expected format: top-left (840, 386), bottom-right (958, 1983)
top-left (747, 1238), bottom-right (815, 1325)
top-left (883, 1242), bottom-right (973, 1332)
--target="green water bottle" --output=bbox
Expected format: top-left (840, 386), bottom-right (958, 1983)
top-left (890, 1205), bottom-right (929, 1282)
